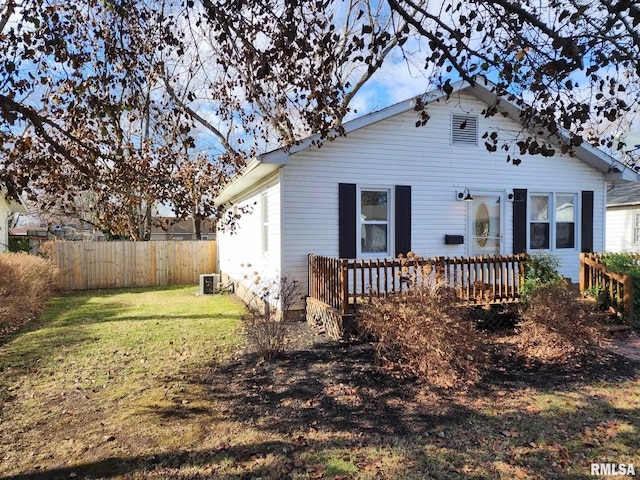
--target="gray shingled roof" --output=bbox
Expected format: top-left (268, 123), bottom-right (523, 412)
top-left (608, 182), bottom-right (640, 206)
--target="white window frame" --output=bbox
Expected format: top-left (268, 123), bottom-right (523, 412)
top-left (528, 192), bottom-right (578, 252)
top-left (633, 211), bottom-right (640, 245)
top-left (357, 186), bottom-right (393, 258)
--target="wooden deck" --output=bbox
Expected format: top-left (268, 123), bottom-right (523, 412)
top-left (307, 252), bottom-right (636, 339)
top-left (307, 253), bottom-right (528, 338)
top-left (580, 252), bottom-right (636, 321)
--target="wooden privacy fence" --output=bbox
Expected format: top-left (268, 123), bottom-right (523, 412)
top-left (580, 252), bottom-right (635, 320)
top-left (45, 240), bottom-right (217, 290)
top-left (308, 253), bottom-right (528, 315)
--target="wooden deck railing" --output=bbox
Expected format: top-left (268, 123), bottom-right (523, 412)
top-left (308, 253), bottom-right (528, 315)
top-left (580, 253), bottom-right (635, 320)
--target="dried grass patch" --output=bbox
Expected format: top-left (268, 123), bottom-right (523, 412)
top-left (514, 283), bottom-right (605, 365)
top-left (0, 252), bottom-right (57, 337)
top-left (357, 284), bottom-right (488, 388)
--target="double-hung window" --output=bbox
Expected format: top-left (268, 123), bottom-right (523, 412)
top-left (529, 193), bottom-right (577, 250)
top-left (359, 188), bottom-right (391, 256)
top-left (339, 183), bottom-right (410, 259)
top-left (634, 212), bottom-right (640, 245)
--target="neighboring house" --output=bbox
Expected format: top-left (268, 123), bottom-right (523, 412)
top-left (606, 182), bottom-right (640, 252)
top-left (52, 222), bottom-right (102, 241)
top-left (9, 222), bottom-right (106, 254)
top-left (8, 226), bottom-right (52, 254)
top-left (149, 217), bottom-right (216, 241)
top-left (215, 79), bottom-right (639, 308)
top-left (0, 187), bottom-right (27, 253)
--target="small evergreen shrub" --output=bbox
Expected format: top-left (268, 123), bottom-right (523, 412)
top-left (357, 283), bottom-right (487, 388)
top-left (520, 251), bottom-right (564, 306)
top-left (0, 253), bottom-right (57, 337)
top-left (8, 237), bottom-right (30, 253)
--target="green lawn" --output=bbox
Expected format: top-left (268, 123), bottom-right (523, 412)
top-left (0, 286), bottom-right (639, 479)
top-left (0, 286), bottom-right (246, 478)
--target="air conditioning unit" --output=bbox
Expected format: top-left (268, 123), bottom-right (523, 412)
top-left (199, 273), bottom-right (220, 295)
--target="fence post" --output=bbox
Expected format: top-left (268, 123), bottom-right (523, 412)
top-left (624, 274), bottom-right (634, 322)
top-left (308, 254), bottom-right (314, 301)
top-left (339, 259), bottom-right (349, 315)
top-left (435, 256), bottom-right (444, 283)
top-left (518, 253), bottom-right (527, 294)
top-left (579, 253), bottom-right (586, 292)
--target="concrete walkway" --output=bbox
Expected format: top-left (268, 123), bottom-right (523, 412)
top-left (606, 333), bottom-right (640, 361)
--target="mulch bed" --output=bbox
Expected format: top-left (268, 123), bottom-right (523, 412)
top-left (206, 321), bottom-right (640, 438)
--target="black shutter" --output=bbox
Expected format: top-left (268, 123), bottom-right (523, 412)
top-left (581, 190), bottom-right (594, 253)
top-left (395, 185), bottom-right (411, 256)
top-left (513, 188), bottom-right (528, 254)
top-left (339, 183), bottom-right (357, 258)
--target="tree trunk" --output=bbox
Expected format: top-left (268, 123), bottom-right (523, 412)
top-left (194, 216), bottom-right (202, 240)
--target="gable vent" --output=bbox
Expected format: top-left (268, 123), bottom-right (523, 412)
top-left (451, 114), bottom-right (478, 146)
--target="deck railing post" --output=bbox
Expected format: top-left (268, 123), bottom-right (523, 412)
top-left (518, 253), bottom-right (527, 295)
top-left (623, 273), bottom-right (633, 321)
top-left (339, 259), bottom-right (349, 315)
top-left (308, 254), bottom-right (313, 301)
top-left (435, 256), bottom-right (444, 284)
top-left (579, 253), bottom-right (586, 292)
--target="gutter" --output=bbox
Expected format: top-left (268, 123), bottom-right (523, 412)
top-left (214, 155), bottom-right (288, 206)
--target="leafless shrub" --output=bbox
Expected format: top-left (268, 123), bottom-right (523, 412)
top-left (357, 282), bottom-right (487, 388)
top-left (0, 253), bottom-right (57, 337)
top-left (241, 274), bottom-right (300, 361)
top-left (514, 282), bottom-right (604, 365)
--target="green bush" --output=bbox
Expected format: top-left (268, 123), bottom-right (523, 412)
top-left (357, 283), bottom-right (487, 388)
top-left (520, 251), bottom-right (564, 307)
top-left (599, 252), bottom-right (640, 276)
top-left (0, 253), bottom-right (57, 338)
top-left (598, 252), bottom-right (640, 326)
top-left (8, 237), bottom-right (30, 253)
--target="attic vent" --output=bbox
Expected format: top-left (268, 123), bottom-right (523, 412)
top-left (451, 114), bottom-right (478, 146)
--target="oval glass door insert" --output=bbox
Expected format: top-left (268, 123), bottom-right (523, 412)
top-left (475, 202), bottom-right (490, 248)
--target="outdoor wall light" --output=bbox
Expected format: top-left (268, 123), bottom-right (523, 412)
top-left (457, 188), bottom-right (474, 201)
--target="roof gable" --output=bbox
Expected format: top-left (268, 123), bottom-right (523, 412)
top-left (215, 80), bottom-right (639, 205)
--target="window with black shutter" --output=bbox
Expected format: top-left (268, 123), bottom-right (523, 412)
top-left (339, 183), bottom-right (411, 258)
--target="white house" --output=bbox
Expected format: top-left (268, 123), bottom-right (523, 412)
top-left (0, 187), bottom-right (28, 253)
top-left (215, 80), bottom-right (639, 309)
top-left (606, 182), bottom-right (640, 252)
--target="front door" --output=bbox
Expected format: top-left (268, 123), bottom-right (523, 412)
top-left (469, 194), bottom-right (503, 257)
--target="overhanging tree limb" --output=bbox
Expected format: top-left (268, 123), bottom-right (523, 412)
top-left (162, 74), bottom-right (237, 155)
top-left (0, 94), bottom-right (100, 180)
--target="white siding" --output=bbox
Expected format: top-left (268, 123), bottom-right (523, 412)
top-left (606, 206), bottom-right (640, 252)
top-left (281, 92), bottom-right (606, 289)
top-left (217, 174), bottom-right (282, 301)
top-left (0, 197), bottom-right (10, 253)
